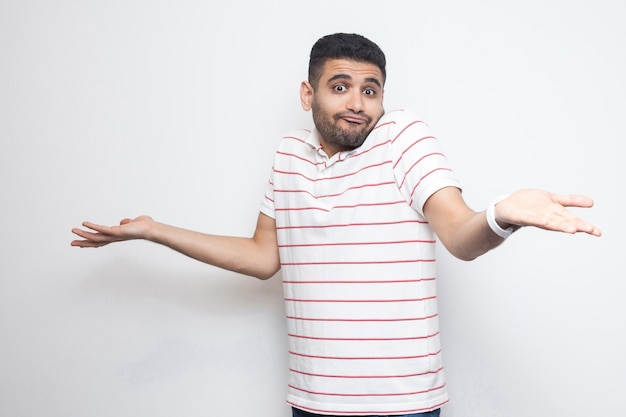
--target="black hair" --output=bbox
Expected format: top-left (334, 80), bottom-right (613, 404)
top-left (308, 33), bottom-right (386, 89)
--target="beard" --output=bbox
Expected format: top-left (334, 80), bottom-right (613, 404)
top-left (311, 99), bottom-right (383, 151)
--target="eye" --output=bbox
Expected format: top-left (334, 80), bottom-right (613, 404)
top-left (333, 84), bottom-right (347, 93)
top-left (363, 88), bottom-right (377, 96)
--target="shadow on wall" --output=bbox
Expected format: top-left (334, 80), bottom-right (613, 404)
top-left (77, 255), bottom-right (285, 316)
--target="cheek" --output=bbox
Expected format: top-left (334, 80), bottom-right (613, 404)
top-left (314, 97), bottom-right (340, 117)
top-left (367, 97), bottom-right (384, 111)
top-left (369, 102), bottom-right (384, 120)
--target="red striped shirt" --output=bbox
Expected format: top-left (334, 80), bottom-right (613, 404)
top-left (260, 109), bottom-right (459, 415)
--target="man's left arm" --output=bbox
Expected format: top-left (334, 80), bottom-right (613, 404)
top-left (423, 187), bottom-right (601, 261)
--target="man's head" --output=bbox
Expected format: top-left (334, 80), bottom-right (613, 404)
top-left (301, 33), bottom-right (387, 157)
top-left (308, 33), bottom-right (386, 90)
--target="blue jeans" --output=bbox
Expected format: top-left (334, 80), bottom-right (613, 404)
top-left (292, 407), bottom-right (441, 417)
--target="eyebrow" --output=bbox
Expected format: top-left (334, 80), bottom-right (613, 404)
top-left (326, 73), bottom-right (382, 89)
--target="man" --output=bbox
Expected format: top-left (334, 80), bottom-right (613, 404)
top-left (72, 33), bottom-right (601, 416)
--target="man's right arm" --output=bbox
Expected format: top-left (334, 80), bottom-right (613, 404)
top-left (71, 212), bottom-right (281, 280)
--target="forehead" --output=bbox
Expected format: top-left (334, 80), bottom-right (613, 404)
top-left (320, 59), bottom-right (384, 84)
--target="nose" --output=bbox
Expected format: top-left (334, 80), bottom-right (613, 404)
top-left (346, 90), bottom-right (364, 113)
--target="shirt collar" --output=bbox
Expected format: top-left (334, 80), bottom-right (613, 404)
top-left (305, 129), bottom-right (360, 162)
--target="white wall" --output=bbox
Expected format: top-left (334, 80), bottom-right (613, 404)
top-left (1, 1), bottom-right (624, 416)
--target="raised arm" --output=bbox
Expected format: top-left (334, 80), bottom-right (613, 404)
top-left (71, 212), bottom-right (281, 280)
top-left (423, 187), bottom-right (601, 261)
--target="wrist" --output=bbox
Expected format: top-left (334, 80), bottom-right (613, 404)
top-left (144, 219), bottom-right (165, 243)
top-left (486, 195), bottom-right (517, 239)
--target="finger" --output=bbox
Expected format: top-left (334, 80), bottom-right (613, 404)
top-left (72, 227), bottom-right (103, 240)
top-left (81, 221), bottom-right (112, 233)
top-left (572, 219), bottom-right (602, 236)
top-left (552, 194), bottom-right (595, 208)
top-left (70, 239), bottom-right (109, 248)
top-left (549, 199), bottom-right (601, 236)
top-left (79, 220), bottom-right (134, 236)
top-left (545, 213), bottom-right (601, 236)
top-left (71, 227), bottom-right (120, 243)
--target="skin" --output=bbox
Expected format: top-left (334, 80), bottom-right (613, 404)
top-left (300, 59), bottom-right (385, 156)
top-left (71, 58), bottom-right (602, 277)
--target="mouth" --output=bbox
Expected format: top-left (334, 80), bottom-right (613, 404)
top-left (339, 114), bottom-right (370, 125)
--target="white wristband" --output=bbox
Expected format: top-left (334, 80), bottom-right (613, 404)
top-left (486, 195), bottom-right (516, 239)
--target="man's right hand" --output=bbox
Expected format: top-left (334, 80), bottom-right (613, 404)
top-left (71, 212), bottom-right (280, 280)
top-left (71, 215), bottom-right (155, 248)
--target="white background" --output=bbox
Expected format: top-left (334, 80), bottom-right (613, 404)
top-left (1, 1), bottom-right (624, 416)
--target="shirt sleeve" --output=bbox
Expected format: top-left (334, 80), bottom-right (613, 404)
top-left (390, 110), bottom-right (461, 217)
top-left (259, 165), bottom-right (276, 219)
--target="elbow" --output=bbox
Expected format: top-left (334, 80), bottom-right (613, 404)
top-left (237, 247), bottom-right (281, 280)
top-left (447, 246), bottom-right (477, 261)
top-left (450, 245), bottom-right (498, 262)
top-left (250, 263), bottom-right (281, 281)
top-left (445, 244), bottom-right (484, 262)
top-left (441, 234), bottom-right (501, 262)
top-left (455, 252), bottom-right (478, 262)
top-left (254, 269), bottom-right (279, 281)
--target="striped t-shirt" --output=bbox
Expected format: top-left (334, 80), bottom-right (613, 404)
top-left (260, 109), bottom-right (460, 415)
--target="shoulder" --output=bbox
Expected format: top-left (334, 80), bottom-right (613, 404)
top-left (370, 109), bottom-right (434, 151)
top-left (379, 108), bottom-right (427, 124)
top-left (373, 109), bottom-right (432, 138)
top-left (276, 128), bottom-right (314, 151)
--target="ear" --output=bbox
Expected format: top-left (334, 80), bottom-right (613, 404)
top-left (300, 81), bottom-right (314, 111)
